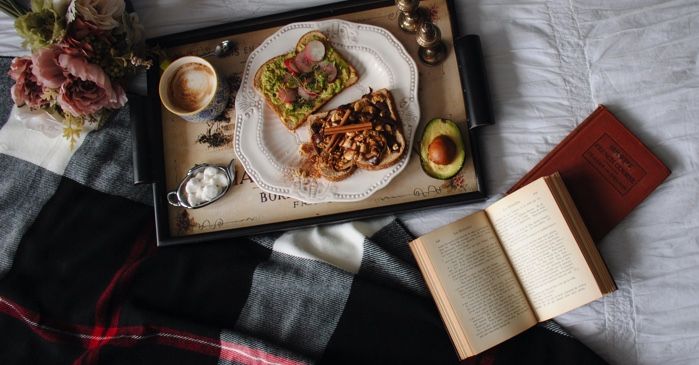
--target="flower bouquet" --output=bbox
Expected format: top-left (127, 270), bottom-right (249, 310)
top-left (2, 0), bottom-right (150, 146)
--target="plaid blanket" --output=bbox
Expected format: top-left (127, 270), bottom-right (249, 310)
top-left (0, 56), bottom-right (606, 364)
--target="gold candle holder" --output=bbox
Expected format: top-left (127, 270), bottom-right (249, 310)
top-left (396, 0), bottom-right (422, 33)
top-left (417, 21), bottom-right (447, 66)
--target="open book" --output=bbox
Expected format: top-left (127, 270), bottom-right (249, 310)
top-left (409, 173), bottom-right (616, 360)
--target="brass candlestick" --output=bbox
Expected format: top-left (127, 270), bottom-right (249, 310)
top-left (396, 0), bottom-right (422, 33)
top-left (417, 21), bottom-right (447, 65)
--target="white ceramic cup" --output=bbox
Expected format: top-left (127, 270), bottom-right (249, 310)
top-left (158, 56), bottom-right (230, 122)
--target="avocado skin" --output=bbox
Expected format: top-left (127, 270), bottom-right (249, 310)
top-left (419, 118), bottom-right (465, 180)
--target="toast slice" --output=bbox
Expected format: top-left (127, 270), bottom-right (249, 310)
top-left (253, 31), bottom-right (359, 130)
top-left (354, 89), bottom-right (406, 170)
top-left (304, 88), bottom-right (407, 181)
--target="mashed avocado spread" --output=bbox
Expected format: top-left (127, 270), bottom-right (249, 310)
top-left (259, 41), bottom-right (351, 127)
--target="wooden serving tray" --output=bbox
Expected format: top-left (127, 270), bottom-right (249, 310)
top-left (144, 0), bottom-right (488, 246)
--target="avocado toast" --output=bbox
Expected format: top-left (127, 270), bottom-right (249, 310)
top-left (253, 31), bottom-right (359, 130)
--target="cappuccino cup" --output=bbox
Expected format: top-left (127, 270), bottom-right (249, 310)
top-left (159, 56), bottom-right (230, 122)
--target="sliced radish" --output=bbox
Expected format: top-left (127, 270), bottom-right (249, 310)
top-left (319, 61), bottom-right (337, 82)
top-left (283, 73), bottom-right (299, 88)
top-left (298, 85), bottom-right (318, 100)
top-left (284, 58), bottom-right (299, 75)
top-left (277, 87), bottom-right (298, 103)
top-left (294, 52), bottom-right (314, 73)
top-left (304, 40), bottom-right (326, 62)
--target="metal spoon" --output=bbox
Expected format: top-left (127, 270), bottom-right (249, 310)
top-left (200, 40), bottom-right (236, 58)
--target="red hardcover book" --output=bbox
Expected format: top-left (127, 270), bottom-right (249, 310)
top-left (507, 105), bottom-right (671, 242)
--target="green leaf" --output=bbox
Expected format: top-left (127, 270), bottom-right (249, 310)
top-left (14, 8), bottom-right (65, 50)
top-left (62, 112), bottom-right (84, 149)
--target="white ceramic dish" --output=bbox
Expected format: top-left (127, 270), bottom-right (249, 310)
top-left (234, 19), bottom-right (419, 203)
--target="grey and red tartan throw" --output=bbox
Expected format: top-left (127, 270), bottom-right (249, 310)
top-left (0, 57), bottom-right (607, 364)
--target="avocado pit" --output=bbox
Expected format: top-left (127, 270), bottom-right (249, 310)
top-left (428, 135), bottom-right (457, 165)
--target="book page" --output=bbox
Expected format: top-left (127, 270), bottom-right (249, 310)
top-left (413, 211), bottom-right (536, 354)
top-left (485, 178), bottom-right (602, 321)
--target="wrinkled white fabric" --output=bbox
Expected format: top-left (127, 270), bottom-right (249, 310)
top-left (1, 1), bottom-right (697, 364)
top-left (403, 2), bottom-right (699, 365)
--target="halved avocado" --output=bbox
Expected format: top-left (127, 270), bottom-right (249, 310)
top-left (419, 118), bottom-right (465, 180)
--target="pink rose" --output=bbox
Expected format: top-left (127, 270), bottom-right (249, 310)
top-left (57, 54), bottom-right (127, 117)
top-left (69, 17), bottom-right (102, 40)
top-left (59, 36), bottom-right (95, 58)
top-left (31, 47), bottom-right (66, 88)
top-left (74, 0), bottom-right (125, 31)
top-left (60, 18), bottom-right (101, 58)
top-left (8, 57), bottom-right (47, 109)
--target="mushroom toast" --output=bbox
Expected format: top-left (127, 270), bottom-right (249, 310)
top-left (254, 31), bottom-right (359, 130)
top-left (300, 88), bottom-right (407, 181)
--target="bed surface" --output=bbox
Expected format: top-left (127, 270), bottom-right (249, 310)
top-left (1, 1), bottom-right (697, 364)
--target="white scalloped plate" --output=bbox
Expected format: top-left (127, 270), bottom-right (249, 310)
top-left (234, 20), bottom-right (419, 203)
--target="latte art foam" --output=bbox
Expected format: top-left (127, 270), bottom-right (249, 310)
top-left (169, 62), bottom-right (215, 113)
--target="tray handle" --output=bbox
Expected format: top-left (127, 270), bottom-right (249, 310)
top-left (129, 94), bottom-right (152, 185)
top-left (454, 34), bottom-right (495, 129)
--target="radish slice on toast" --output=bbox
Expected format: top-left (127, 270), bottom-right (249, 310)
top-left (298, 85), bottom-right (318, 100)
top-left (294, 52), bottom-right (314, 73)
top-left (284, 58), bottom-right (299, 75)
top-left (304, 40), bottom-right (326, 62)
top-left (319, 61), bottom-right (337, 82)
top-left (278, 87), bottom-right (298, 103)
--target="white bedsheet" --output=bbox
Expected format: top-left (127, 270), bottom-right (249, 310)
top-left (2, 1), bottom-right (697, 364)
